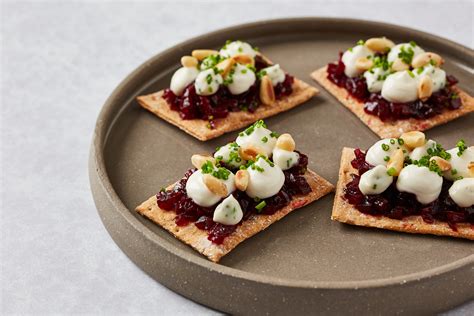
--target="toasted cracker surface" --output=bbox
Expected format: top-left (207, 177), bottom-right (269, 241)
top-left (311, 66), bottom-right (474, 139)
top-left (136, 169), bottom-right (334, 262)
top-left (137, 78), bottom-right (318, 141)
top-left (332, 147), bottom-right (474, 240)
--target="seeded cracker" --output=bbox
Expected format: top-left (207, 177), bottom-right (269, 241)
top-left (332, 147), bottom-right (474, 240)
top-left (311, 66), bottom-right (474, 139)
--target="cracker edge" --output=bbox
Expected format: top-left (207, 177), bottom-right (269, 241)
top-left (311, 66), bottom-right (474, 139)
top-left (137, 78), bottom-right (318, 141)
top-left (136, 169), bottom-right (334, 262)
top-left (332, 147), bottom-right (474, 240)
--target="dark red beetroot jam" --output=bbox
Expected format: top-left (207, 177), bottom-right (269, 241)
top-left (162, 55), bottom-right (294, 127)
top-left (326, 53), bottom-right (462, 121)
top-left (344, 149), bottom-right (474, 230)
top-left (156, 152), bottom-right (311, 244)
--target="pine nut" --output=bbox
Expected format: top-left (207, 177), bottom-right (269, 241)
top-left (259, 75), bottom-right (275, 106)
top-left (391, 58), bottom-right (409, 71)
top-left (365, 37), bottom-right (395, 53)
top-left (355, 57), bottom-right (373, 71)
top-left (418, 76), bottom-right (434, 101)
top-left (276, 133), bottom-right (295, 152)
top-left (232, 53), bottom-right (254, 66)
top-left (191, 154), bottom-right (215, 169)
top-left (239, 145), bottom-right (264, 161)
top-left (468, 161), bottom-right (474, 177)
top-left (400, 131), bottom-right (426, 149)
top-left (387, 149), bottom-right (404, 176)
top-left (411, 52), bottom-right (444, 68)
top-left (180, 56), bottom-right (198, 68)
top-left (429, 156), bottom-right (451, 172)
top-left (191, 49), bottom-right (219, 61)
top-left (203, 174), bottom-right (228, 197)
top-left (235, 169), bottom-right (249, 191)
top-left (216, 58), bottom-right (235, 77)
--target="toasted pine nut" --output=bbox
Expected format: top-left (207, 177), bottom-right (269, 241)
top-left (239, 145), bottom-right (264, 161)
top-left (468, 161), bottom-right (474, 177)
top-left (276, 133), bottom-right (296, 152)
top-left (417, 76), bottom-right (434, 101)
top-left (180, 56), bottom-right (198, 68)
top-left (387, 149), bottom-right (404, 176)
top-left (232, 53), bottom-right (254, 66)
top-left (191, 154), bottom-right (215, 169)
top-left (411, 52), bottom-right (444, 68)
top-left (365, 37), bottom-right (395, 53)
top-left (391, 58), bottom-right (409, 72)
top-left (400, 131), bottom-right (426, 149)
top-left (216, 58), bottom-right (235, 77)
top-left (235, 169), bottom-right (249, 191)
top-left (256, 52), bottom-right (273, 65)
top-left (355, 57), bottom-right (373, 71)
top-left (259, 75), bottom-right (275, 106)
top-left (191, 49), bottom-right (219, 61)
top-left (429, 156), bottom-right (451, 172)
top-left (203, 174), bottom-right (228, 197)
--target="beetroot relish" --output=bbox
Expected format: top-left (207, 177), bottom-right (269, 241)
top-left (162, 56), bottom-right (294, 123)
top-left (344, 149), bottom-right (474, 230)
top-left (156, 152), bottom-right (311, 244)
top-left (326, 53), bottom-right (462, 121)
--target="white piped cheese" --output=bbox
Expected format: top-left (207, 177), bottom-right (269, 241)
top-left (185, 170), bottom-right (235, 207)
top-left (341, 44), bottom-right (375, 78)
top-left (246, 157), bottom-right (285, 199)
top-left (381, 70), bottom-right (418, 103)
top-left (444, 146), bottom-right (474, 181)
top-left (261, 64), bottom-right (285, 86)
top-left (396, 165), bottom-right (442, 204)
top-left (236, 126), bottom-right (277, 157)
top-left (409, 140), bottom-right (437, 161)
top-left (170, 67), bottom-right (199, 96)
top-left (227, 64), bottom-right (256, 95)
top-left (414, 65), bottom-right (446, 93)
top-left (387, 43), bottom-right (425, 64)
top-left (213, 195), bottom-right (243, 225)
top-left (363, 67), bottom-right (390, 93)
top-left (272, 148), bottom-right (299, 171)
top-left (194, 68), bottom-right (223, 96)
top-left (214, 143), bottom-right (245, 168)
top-left (358, 165), bottom-right (393, 195)
top-left (449, 178), bottom-right (474, 208)
top-left (365, 138), bottom-right (408, 167)
top-left (219, 41), bottom-right (256, 58)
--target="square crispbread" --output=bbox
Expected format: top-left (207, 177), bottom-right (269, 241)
top-left (136, 169), bottom-right (334, 262)
top-left (137, 78), bottom-right (318, 141)
top-left (311, 66), bottom-right (474, 139)
top-left (332, 147), bottom-right (474, 240)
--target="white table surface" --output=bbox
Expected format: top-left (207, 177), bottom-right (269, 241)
top-left (1, 0), bottom-right (473, 314)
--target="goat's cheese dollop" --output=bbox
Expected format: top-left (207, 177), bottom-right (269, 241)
top-left (170, 67), bottom-right (199, 96)
top-left (363, 67), bottom-right (390, 93)
top-left (396, 165), bottom-right (443, 204)
top-left (194, 68), bottom-right (223, 96)
top-left (414, 65), bottom-right (446, 93)
top-left (214, 143), bottom-right (245, 168)
top-left (444, 146), bottom-right (474, 181)
top-left (246, 157), bottom-right (285, 199)
top-left (228, 64), bottom-right (256, 95)
top-left (409, 140), bottom-right (437, 161)
top-left (213, 195), bottom-right (243, 225)
top-left (341, 44), bottom-right (375, 78)
top-left (448, 178), bottom-right (474, 208)
top-left (219, 41), bottom-right (257, 58)
top-left (236, 125), bottom-right (277, 157)
top-left (387, 43), bottom-right (425, 64)
top-left (186, 170), bottom-right (235, 207)
top-left (381, 70), bottom-right (418, 103)
top-left (261, 64), bottom-right (285, 86)
top-left (358, 165), bottom-right (393, 195)
top-left (272, 148), bottom-right (299, 171)
top-left (365, 138), bottom-right (408, 167)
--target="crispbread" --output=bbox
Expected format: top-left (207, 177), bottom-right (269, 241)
top-left (137, 78), bottom-right (318, 141)
top-left (136, 169), bottom-right (334, 262)
top-left (311, 66), bottom-right (474, 139)
top-left (332, 147), bottom-right (474, 240)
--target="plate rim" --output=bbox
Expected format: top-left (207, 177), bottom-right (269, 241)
top-left (90, 17), bottom-right (474, 291)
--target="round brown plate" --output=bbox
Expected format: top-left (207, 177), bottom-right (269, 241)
top-left (89, 18), bottom-right (474, 314)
